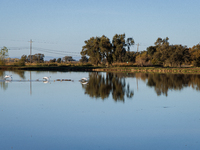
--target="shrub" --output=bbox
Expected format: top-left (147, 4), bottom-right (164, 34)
top-left (48, 63), bottom-right (57, 67)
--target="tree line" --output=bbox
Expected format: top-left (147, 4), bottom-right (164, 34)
top-left (0, 46), bottom-right (76, 66)
top-left (1, 34), bottom-right (200, 67)
top-left (81, 34), bottom-right (200, 67)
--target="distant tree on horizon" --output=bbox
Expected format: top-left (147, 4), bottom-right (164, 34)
top-left (63, 56), bottom-right (75, 62)
top-left (0, 46), bottom-right (9, 65)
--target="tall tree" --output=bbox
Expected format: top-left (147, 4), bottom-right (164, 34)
top-left (126, 37), bottom-right (135, 52)
top-left (168, 45), bottom-right (190, 67)
top-left (153, 37), bottom-right (170, 65)
top-left (81, 37), bottom-right (102, 65)
top-left (56, 58), bottom-right (62, 63)
top-left (99, 35), bottom-right (113, 65)
top-left (112, 34), bottom-right (126, 62)
top-left (190, 44), bottom-right (200, 66)
top-left (0, 46), bottom-right (8, 65)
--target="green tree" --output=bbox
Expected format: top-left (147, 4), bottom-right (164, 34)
top-left (81, 37), bottom-right (102, 65)
top-left (56, 58), bottom-right (62, 63)
top-left (136, 51), bottom-right (151, 66)
top-left (168, 45), bottom-right (190, 67)
top-left (80, 56), bottom-right (88, 63)
top-left (34, 53), bottom-right (44, 63)
top-left (190, 44), bottom-right (200, 66)
top-left (112, 34), bottom-right (135, 63)
top-left (63, 56), bottom-right (75, 62)
top-left (112, 34), bottom-right (126, 62)
top-left (122, 51), bottom-right (136, 62)
top-left (49, 58), bottom-right (56, 63)
top-left (18, 55), bottom-right (27, 66)
top-left (28, 53), bottom-right (44, 63)
top-left (99, 35), bottom-right (113, 65)
top-left (0, 46), bottom-right (9, 65)
top-left (126, 37), bottom-right (135, 52)
top-left (153, 37), bottom-right (171, 66)
top-left (121, 38), bottom-right (135, 63)
top-left (147, 46), bottom-right (156, 57)
top-left (81, 34), bottom-right (135, 65)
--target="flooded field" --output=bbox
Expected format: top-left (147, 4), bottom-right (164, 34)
top-left (1, 70), bottom-right (200, 150)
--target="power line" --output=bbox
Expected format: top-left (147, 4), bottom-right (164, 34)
top-left (7, 47), bottom-right (29, 50)
top-left (33, 47), bottom-right (80, 54)
top-left (33, 47), bottom-right (81, 56)
top-left (34, 49), bottom-right (81, 56)
top-left (2, 46), bottom-right (81, 55)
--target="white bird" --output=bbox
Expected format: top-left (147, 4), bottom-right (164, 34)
top-left (4, 75), bottom-right (12, 81)
top-left (80, 77), bottom-right (88, 84)
top-left (81, 77), bottom-right (88, 82)
top-left (43, 76), bottom-right (51, 81)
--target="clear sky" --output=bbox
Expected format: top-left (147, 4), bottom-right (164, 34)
top-left (0, 0), bottom-right (200, 59)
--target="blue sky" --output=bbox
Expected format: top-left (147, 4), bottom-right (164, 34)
top-left (0, 0), bottom-right (200, 59)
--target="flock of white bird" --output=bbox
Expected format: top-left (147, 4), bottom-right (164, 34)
top-left (3, 75), bottom-right (88, 84)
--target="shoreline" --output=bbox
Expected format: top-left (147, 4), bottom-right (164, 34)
top-left (0, 66), bottom-right (200, 74)
top-left (92, 67), bottom-right (200, 74)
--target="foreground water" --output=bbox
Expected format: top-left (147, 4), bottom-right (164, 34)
top-left (0, 70), bottom-right (200, 150)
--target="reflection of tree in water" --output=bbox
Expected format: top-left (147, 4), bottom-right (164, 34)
top-left (0, 71), bottom-right (8, 90)
top-left (85, 72), bottom-right (200, 97)
top-left (0, 70), bottom-right (25, 80)
top-left (0, 70), bottom-right (25, 91)
top-left (82, 72), bottom-right (134, 102)
top-left (145, 74), bottom-right (200, 96)
top-left (13, 70), bottom-right (26, 79)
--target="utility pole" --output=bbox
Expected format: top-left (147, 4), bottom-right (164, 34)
top-left (137, 43), bottom-right (139, 52)
top-left (30, 39), bottom-right (32, 63)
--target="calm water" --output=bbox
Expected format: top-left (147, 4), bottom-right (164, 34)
top-left (0, 70), bottom-right (200, 150)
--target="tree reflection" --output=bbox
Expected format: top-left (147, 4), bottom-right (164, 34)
top-left (82, 72), bottom-right (200, 98)
top-left (0, 71), bottom-right (8, 90)
top-left (13, 70), bottom-right (25, 79)
top-left (82, 72), bottom-right (134, 102)
top-left (145, 74), bottom-right (200, 96)
top-left (0, 70), bottom-right (25, 91)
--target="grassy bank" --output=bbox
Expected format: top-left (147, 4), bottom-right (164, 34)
top-left (1, 63), bottom-right (200, 74)
top-left (93, 67), bottom-right (200, 74)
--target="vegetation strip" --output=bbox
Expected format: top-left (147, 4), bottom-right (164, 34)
top-left (93, 67), bottom-right (200, 74)
top-left (0, 34), bottom-right (200, 68)
top-left (1, 65), bottom-right (200, 74)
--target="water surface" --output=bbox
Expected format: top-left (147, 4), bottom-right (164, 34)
top-left (1, 71), bottom-right (200, 150)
